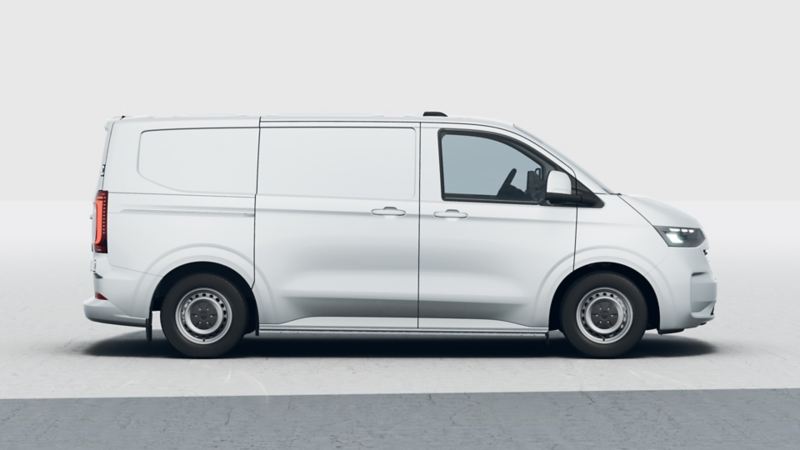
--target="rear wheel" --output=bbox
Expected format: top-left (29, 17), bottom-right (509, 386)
top-left (560, 272), bottom-right (648, 358)
top-left (160, 273), bottom-right (248, 358)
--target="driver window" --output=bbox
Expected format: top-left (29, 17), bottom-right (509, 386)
top-left (439, 132), bottom-right (548, 203)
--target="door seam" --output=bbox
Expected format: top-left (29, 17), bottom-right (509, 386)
top-left (416, 122), bottom-right (422, 328)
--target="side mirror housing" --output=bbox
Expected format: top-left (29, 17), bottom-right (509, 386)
top-left (546, 171), bottom-right (577, 203)
top-left (546, 171), bottom-right (572, 196)
top-left (545, 171), bottom-right (604, 207)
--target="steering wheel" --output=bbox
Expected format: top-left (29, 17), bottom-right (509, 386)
top-left (497, 168), bottom-right (517, 196)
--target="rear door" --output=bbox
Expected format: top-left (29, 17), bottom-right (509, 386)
top-left (255, 122), bottom-right (420, 328)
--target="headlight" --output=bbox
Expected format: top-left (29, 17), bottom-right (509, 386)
top-left (654, 226), bottom-right (705, 247)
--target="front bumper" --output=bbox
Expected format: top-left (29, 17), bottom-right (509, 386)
top-left (84, 297), bottom-right (147, 327)
top-left (656, 244), bottom-right (717, 332)
top-left (689, 271), bottom-right (716, 324)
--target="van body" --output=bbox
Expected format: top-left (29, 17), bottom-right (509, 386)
top-left (85, 114), bottom-right (716, 357)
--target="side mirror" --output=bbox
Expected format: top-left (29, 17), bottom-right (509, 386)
top-left (546, 171), bottom-right (572, 194)
top-left (545, 171), bottom-right (604, 207)
top-left (546, 171), bottom-right (579, 204)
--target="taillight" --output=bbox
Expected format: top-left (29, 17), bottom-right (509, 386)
top-left (94, 190), bottom-right (108, 253)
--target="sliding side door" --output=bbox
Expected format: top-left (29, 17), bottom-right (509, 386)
top-left (255, 123), bottom-right (420, 329)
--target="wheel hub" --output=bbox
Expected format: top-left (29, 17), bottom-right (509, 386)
top-left (188, 299), bottom-right (219, 330)
top-left (588, 299), bottom-right (621, 331)
top-left (576, 287), bottom-right (633, 344)
top-left (175, 288), bottom-right (232, 345)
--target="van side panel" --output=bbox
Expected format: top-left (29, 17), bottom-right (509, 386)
top-left (94, 119), bottom-right (259, 322)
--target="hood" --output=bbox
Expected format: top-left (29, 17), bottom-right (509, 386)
top-left (620, 195), bottom-right (703, 229)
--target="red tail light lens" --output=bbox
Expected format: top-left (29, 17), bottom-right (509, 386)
top-left (94, 190), bottom-right (108, 253)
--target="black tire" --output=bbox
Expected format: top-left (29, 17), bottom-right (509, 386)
top-left (160, 273), bottom-right (248, 358)
top-left (560, 272), bottom-right (648, 358)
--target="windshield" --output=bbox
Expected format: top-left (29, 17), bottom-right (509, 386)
top-left (513, 124), bottom-right (615, 194)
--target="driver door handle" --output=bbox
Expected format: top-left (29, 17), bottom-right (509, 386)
top-left (371, 206), bottom-right (406, 216)
top-left (433, 209), bottom-right (468, 219)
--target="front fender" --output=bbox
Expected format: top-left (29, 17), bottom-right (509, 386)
top-left (568, 247), bottom-right (675, 328)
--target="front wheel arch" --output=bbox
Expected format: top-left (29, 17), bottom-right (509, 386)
top-left (549, 262), bottom-right (659, 331)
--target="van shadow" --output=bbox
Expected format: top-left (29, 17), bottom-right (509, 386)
top-left (82, 330), bottom-right (717, 359)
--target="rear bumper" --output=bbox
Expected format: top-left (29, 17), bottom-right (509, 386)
top-left (86, 254), bottom-right (159, 328)
top-left (84, 297), bottom-right (147, 327)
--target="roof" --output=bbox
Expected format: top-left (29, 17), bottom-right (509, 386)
top-left (260, 114), bottom-right (516, 128)
top-left (113, 113), bottom-right (517, 130)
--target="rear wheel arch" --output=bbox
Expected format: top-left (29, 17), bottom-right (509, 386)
top-left (151, 262), bottom-right (259, 334)
top-left (549, 262), bottom-right (660, 331)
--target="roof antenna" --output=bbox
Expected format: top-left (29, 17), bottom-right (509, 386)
top-left (423, 111), bottom-right (447, 117)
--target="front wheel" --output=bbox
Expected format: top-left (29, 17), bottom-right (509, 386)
top-left (560, 272), bottom-right (648, 358)
top-left (160, 273), bottom-right (248, 358)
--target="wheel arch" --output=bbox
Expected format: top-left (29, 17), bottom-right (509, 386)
top-left (548, 262), bottom-right (660, 331)
top-left (150, 261), bottom-right (259, 333)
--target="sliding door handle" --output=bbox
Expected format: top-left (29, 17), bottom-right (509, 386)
top-left (371, 206), bottom-right (406, 216)
top-left (433, 209), bottom-right (468, 219)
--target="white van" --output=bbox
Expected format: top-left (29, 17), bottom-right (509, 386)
top-left (85, 113), bottom-right (716, 358)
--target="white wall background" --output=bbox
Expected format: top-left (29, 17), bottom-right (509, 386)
top-left (1, 0), bottom-right (798, 201)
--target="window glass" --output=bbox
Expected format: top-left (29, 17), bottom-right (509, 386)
top-left (259, 127), bottom-right (416, 200)
top-left (138, 128), bottom-right (258, 195)
top-left (440, 132), bottom-right (549, 203)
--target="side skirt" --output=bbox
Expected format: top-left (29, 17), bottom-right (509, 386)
top-left (257, 325), bottom-right (549, 337)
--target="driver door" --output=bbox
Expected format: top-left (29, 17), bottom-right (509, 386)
top-left (418, 124), bottom-right (577, 330)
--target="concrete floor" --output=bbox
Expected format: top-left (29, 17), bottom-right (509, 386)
top-left (3, 389), bottom-right (800, 449)
top-left (1, 200), bottom-right (798, 399)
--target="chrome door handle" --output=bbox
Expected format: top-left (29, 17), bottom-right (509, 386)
top-left (433, 209), bottom-right (468, 219)
top-left (371, 206), bottom-right (406, 216)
